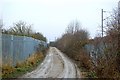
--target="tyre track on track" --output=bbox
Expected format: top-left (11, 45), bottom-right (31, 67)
top-left (20, 47), bottom-right (81, 78)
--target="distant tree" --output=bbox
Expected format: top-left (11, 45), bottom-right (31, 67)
top-left (66, 21), bottom-right (74, 34)
top-left (65, 20), bottom-right (89, 43)
top-left (74, 29), bottom-right (89, 41)
top-left (25, 25), bottom-right (33, 36)
top-left (8, 21), bottom-right (33, 36)
top-left (0, 19), bottom-right (3, 33)
top-left (2, 20), bottom-right (47, 42)
top-left (55, 20), bottom-right (89, 58)
top-left (66, 20), bottom-right (81, 34)
top-left (31, 32), bottom-right (47, 42)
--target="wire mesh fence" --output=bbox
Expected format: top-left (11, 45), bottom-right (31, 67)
top-left (1, 34), bottom-right (47, 66)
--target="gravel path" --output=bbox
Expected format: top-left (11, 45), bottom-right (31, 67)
top-left (21, 47), bottom-right (81, 78)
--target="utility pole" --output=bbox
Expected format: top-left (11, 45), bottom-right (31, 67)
top-left (118, 1), bottom-right (120, 27)
top-left (101, 9), bottom-right (104, 38)
top-left (118, 1), bottom-right (120, 55)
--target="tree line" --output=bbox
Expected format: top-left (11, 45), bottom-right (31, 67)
top-left (1, 21), bottom-right (47, 42)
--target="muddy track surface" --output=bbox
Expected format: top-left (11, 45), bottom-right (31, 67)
top-left (20, 47), bottom-right (81, 78)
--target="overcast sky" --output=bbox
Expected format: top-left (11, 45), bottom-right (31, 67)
top-left (0, 0), bottom-right (119, 42)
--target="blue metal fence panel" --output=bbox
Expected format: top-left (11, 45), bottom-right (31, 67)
top-left (85, 43), bottom-right (109, 66)
top-left (2, 34), bottom-right (12, 64)
top-left (13, 35), bottom-right (24, 65)
top-left (2, 34), bottom-right (47, 66)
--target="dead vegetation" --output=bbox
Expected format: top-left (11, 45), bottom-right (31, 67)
top-left (53, 8), bottom-right (120, 79)
top-left (2, 49), bottom-right (47, 78)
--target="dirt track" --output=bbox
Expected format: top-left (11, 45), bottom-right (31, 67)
top-left (21, 47), bottom-right (81, 78)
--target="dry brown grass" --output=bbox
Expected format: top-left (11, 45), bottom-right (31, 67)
top-left (2, 51), bottom-right (44, 78)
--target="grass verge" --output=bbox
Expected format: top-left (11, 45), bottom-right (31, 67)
top-left (2, 48), bottom-right (48, 78)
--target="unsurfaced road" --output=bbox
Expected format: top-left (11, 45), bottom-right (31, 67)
top-left (21, 47), bottom-right (81, 78)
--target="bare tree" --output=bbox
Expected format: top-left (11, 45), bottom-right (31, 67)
top-left (55, 20), bottom-right (89, 59)
top-left (92, 8), bottom-right (120, 78)
top-left (9, 21), bottom-right (33, 36)
top-left (66, 20), bottom-right (82, 34)
top-left (75, 20), bottom-right (81, 32)
top-left (66, 21), bottom-right (74, 34)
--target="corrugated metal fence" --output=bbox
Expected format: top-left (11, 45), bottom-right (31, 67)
top-left (1, 34), bottom-right (47, 66)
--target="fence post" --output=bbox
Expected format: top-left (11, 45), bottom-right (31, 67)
top-left (0, 25), bottom-right (2, 80)
top-left (23, 36), bottom-right (26, 61)
top-left (11, 35), bottom-right (14, 65)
